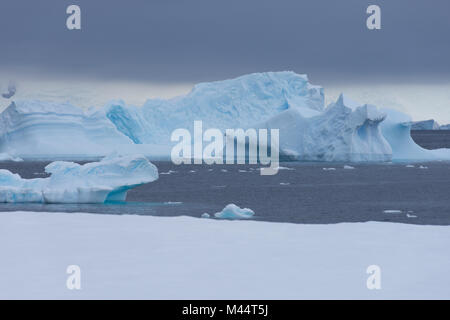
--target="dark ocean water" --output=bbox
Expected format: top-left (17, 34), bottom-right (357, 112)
top-left (1, 160), bottom-right (450, 225)
top-left (411, 130), bottom-right (450, 149)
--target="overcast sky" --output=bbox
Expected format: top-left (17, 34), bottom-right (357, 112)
top-left (1, 0), bottom-right (449, 82)
top-left (1, 0), bottom-right (449, 121)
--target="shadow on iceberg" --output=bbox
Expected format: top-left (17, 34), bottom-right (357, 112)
top-left (0, 154), bottom-right (158, 203)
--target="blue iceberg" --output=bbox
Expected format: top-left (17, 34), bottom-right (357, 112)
top-left (0, 71), bottom-right (449, 162)
top-left (0, 154), bottom-right (158, 203)
top-left (214, 204), bottom-right (255, 220)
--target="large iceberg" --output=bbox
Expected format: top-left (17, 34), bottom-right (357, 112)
top-left (103, 71), bottom-right (324, 146)
top-left (0, 100), bottom-right (134, 157)
top-left (0, 154), bottom-right (158, 203)
top-left (260, 94), bottom-right (392, 161)
top-left (0, 71), bottom-right (449, 162)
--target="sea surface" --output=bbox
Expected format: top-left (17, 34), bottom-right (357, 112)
top-left (0, 130), bottom-right (449, 225)
top-left (1, 159), bottom-right (449, 225)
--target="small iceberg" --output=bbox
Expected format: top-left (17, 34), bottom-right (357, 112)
top-left (214, 204), bottom-right (255, 220)
top-left (322, 167), bottom-right (336, 171)
top-left (0, 154), bottom-right (158, 203)
top-left (343, 165), bottom-right (355, 170)
top-left (201, 213), bottom-right (210, 218)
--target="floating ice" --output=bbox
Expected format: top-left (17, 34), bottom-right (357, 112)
top-left (262, 93), bottom-right (392, 161)
top-left (405, 164), bottom-right (415, 168)
top-left (160, 170), bottom-right (177, 175)
top-left (419, 165), bottom-right (428, 169)
top-left (214, 204), bottom-right (255, 220)
top-left (201, 213), bottom-right (210, 218)
top-left (343, 165), bottom-right (355, 170)
top-left (0, 154), bottom-right (158, 203)
top-left (323, 167), bottom-right (336, 171)
top-left (275, 166), bottom-right (294, 170)
top-left (0, 101), bottom-right (134, 158)
top-left (383, 210), bottom-right (402, 214)
top-left (279, 182), bottom-right (290, 185)
top-left (0, 152), bottom-right (23, 162)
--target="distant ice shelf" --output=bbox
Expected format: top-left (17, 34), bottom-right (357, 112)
top-left (0, 153), bottom-right (158, 203)
top-left (0, 71), bottom-right (449, 162)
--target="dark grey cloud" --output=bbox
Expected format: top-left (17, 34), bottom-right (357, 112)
top-left (0, 0), bottom-right (449, 83)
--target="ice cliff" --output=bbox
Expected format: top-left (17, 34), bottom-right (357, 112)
top-left (0, 154), bottom-right (158, 203)
top-left (0, 71), bottom-right (449, 162)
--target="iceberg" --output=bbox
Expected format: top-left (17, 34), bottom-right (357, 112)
top-left (0, 101), bottom-right (134, 158)
top-left (380, 108), bottom-right (450, 160)
top-left (411, 119), bottom-right (440, 130)
top-left (214, 204), bottom-right (255, 220)
top-left (260, 94), bottom-right (392, 161)
top-left (0, 154), bottom-right (158, 203)
top-left (0, 71), bottom-right (449, 162)
top-left (0, 152), bottom-right (23, 162)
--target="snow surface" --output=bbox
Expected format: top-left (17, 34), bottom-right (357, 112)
top-left (214, 203), bottom-right (255, 220)
top-left (1, 71), bottom-right (449, 162)
top-left (0, 154), bottom-right (158, 203)
top-left (0, 211), bottom-right (449, 299)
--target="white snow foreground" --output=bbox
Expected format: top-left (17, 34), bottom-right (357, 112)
top-left (0, 71), bottom-right (449, 161)
top-left (0, 211), bottom-right (449, 299)
top-left (0, 154), bottom-right (158, 203)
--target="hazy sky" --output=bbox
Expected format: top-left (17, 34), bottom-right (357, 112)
top-left (1, 0), bottom-right (450, 121)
